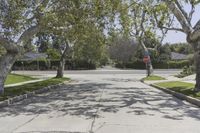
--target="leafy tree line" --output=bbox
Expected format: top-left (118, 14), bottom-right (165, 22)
top-left (169, 43), bottom-right (194, 55)
top-left (107, 34), bottom-right (171, 65)
top-left (107, 0), bottom-right (200, 92)
top-left (0, 0), bottom-right (111, 93)
top-left (1, 0), bottom-right (200, 94)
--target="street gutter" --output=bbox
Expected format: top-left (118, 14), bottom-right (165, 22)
top-left (141, 80), bottom-right (200, 108)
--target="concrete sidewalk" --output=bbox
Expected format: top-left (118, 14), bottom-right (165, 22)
top-left (5, 79), bottom-right (46, 88)
top-left (0, 73), bottom-right (200, 133)
top-left (144, 74), bottom-right (196, 85)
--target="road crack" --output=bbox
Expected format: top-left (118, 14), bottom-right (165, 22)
top-left (89, 86), bottom-right (105, 133)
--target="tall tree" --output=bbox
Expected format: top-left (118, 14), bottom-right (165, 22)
top-left (108, 35), bottom-right (137, 64)
top-left (156, 0), bottom-right (200, 91)
top-left (46, 0), bottom-right (108, 78)
top-left (116, 0), bottom-right (170, 76)
top-left (0, 0), bottom-right (118, 92)
top-left (0, 0), bottom-right (50, 94)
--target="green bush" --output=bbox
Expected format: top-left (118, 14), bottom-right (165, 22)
top-left (167, 60), bottom-right (190, 69)
top-left (176, 66), bottom-right (195, 78)
top-left (13, 59), bottom-right (96, 70)
top-left (115, 60), bottom-right (190, 69)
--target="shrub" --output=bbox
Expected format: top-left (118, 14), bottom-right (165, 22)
top-left (176, 66), bottom-right (195, 78)
top-left (12, 59), bottom-right (96, 70)
top-left (115, 60), bottom-right (190, 69)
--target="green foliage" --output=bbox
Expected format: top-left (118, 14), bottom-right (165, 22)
top-left (0, 0), bottom-right (48, 38)
top-left (115, 60), bottom-right (190, 69)
top-left (108, 35), bottom-right (137, 63)
top-left (167, 60), bottom-right (190, 68)
top-left (13, 60), bottom-right (97, 70)
top-left (35, 32), bottom-right (52, 53)
top-left (46, 48), bottom-right (61, 60)
top-left (73, 23), bottom-right (106, 66)
top-left (176, 66), bottom-right (195, 78)
top-left (158, 44), bottom-right (171, 61)
top-left (170, 43), bottom-right (194, 54)
top-left (13, 60), bottom-right (49, 70)
top-left (131, 43), bottom-right (171, 64)
top-left (32, 0), bottom-right (113, 68)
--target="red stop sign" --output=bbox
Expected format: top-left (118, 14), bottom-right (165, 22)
top-left (143, 56), bottom-right (150, 63)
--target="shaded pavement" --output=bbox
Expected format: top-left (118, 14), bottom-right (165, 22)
top-left (0, 72), bottom-right (200, 133)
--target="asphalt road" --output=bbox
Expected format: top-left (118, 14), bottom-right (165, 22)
top-left (13, 69), bottom-right (181, 76)
top-left (1, 69), bottom-right (200, 133)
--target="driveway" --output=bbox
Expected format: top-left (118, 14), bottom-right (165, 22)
top-left (0, 71), bottom-right (200, 133)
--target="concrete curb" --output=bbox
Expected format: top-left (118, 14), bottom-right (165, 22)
top-left (0, 83), bottom-right (65, 108)
top-left (150, 84), bottom-right (200, 107)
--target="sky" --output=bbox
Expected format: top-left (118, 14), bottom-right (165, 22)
top-left (0, 2), bottom-right (199, 44)
top-left (162, 3), bottom-right (200, 44)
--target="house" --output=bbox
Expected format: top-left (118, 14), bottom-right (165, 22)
top-left (20, 52), bottom-right (48, 61)
top-left (171, 52), bottom-right (188, 60)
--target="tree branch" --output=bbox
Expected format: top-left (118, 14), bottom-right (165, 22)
top-left (188, 4), bottom-right (195, 22)
top-left (0, 36), bottom-right (19, 53)
top-left (174, 1), bottom-right (190, 24)
top-left (131, 9), bottom-right (140, 36)
top-left (17, 0), bottom-right (50, 45)
top-left (190, 20), bottom-right (200, 41)
top-left (139, 10), bottom-right (146, 38)
top-left (159, 26), bottom-right (184, 32)
top-left (17, 25), bottom-right (40, 45)
top-left (163, 0), bottom-right (193, 34)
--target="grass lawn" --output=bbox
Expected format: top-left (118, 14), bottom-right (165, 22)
top-left (155, 81), bottom-right (200, 99)
top-left (142, 75), bottom-right (166, 81)
top-left (0, 77), bottom-right (70, 101)
top-left (5, 74), bottom-right (37, 85)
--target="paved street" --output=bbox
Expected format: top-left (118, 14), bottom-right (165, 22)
top-left (1, 70), bottom-right (200, 133)
top-left (13, 69), bottom-right (181, 76)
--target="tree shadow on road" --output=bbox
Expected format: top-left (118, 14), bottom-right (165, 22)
top-left (0, 80), bottom-right (200, 121)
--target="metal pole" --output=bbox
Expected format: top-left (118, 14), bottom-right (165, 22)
top-left (37, 60), bottom-right (39, 70)
top-left (146, 62), bottom-right (148, 77)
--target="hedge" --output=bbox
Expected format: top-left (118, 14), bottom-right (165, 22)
top-left (12, 59), bottom-right (190, 70)
top-left (115, 60), bottom-right (190, 69)
top-left (12, 59), bottom-right (96, 71)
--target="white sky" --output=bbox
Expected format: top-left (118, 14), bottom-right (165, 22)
top-left (1, 2), bottom-right (199, 44)
top-left (162, 3), bottom-right (200, 44)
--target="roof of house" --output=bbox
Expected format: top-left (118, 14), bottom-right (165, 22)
top-left (20, 52), bottom-right (48, 61)
top-left (171, 52), bottom-right (188, 60)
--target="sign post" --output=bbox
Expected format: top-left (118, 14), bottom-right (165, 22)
top-left (143, 51), bottom-right (151, 77)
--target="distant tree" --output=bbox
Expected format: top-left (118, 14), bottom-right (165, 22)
top-left (108, 36), bottom-right (137, 64)
top-left (154, 0), bottom-right (200, 92)
top-left (46, 48), bottom-right (61, 60)
top-left (115, 0), bottom-right (171, 76)
top-left (35, 32), bottom-right (52, 53)
top-left (170, 43), bottom-right (193, 55)
top-left (73, 23), bottom-right (106, 68)
top-left (158, 44), bottom-right (171, 62)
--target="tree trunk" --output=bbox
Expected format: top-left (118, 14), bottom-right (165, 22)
top-left (193, 41), bottom-right (200, 92)
top-left (56, 57), bottom-right (65, 78)
top-left (56, 43), bottom-right (70, 78)
top-left (0, 53), bottom-right (17, 94)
